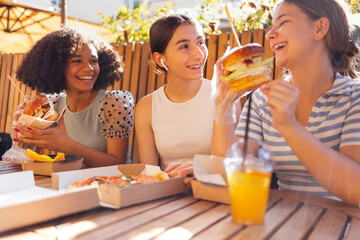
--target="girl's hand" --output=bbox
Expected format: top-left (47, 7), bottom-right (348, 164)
top-left (15, 116), bottom-right (70, 152)
top-left (260, 80), bottom-right (299, 132)
top-left (165, 161), bottom-right (194, 184)
top-left (212, 47), bottom-right (251, 125)
top-left (11, 98), bottom-right (30, 141)
top-left (13, 100), bottom-right (28, 121)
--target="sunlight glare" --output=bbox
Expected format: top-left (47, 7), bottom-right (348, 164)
top-left (156, 227), bottom-right (193, 240)
top-left (57, 220), bottom-right (98, 239)
top-left (130, 227), bottom-right (165, 240)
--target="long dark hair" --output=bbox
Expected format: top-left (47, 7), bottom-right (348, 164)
top-left (150, 14), bottom-right (199, 71)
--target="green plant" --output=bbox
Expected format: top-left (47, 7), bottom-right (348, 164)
top-left (98, 0), bottom-right (172, 44)
top-left (99, 0), bottom-right (358, 43)
top-left (197, 0), bottom-right (223, 34)
top-left (231, 0), bottom-right (276, 32)
top-left (348, 0), bottom-right (360, 14)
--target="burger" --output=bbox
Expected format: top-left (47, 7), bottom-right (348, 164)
top-left (221, 43), bottom-right (273, 92)
top-left (23, 94), bottom-right (58, 121)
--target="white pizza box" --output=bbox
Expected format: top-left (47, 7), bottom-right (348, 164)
top-left (22, 155), bottom-right (84, 176)
top-left (0, 171), bottom-right (100, 233)
top-left (190, 155), bottom-right (231, 204)
top-left (52, 164), bottom-right (188, 208)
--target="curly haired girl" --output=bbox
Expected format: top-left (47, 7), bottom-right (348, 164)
top-left (14, 27), bottom-right (134, 167)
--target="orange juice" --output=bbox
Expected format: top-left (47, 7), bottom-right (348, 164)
top-left (227, 171), bottom-right (271, 225)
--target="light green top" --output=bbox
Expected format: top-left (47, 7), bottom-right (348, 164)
top-left (47, 90), bottom-right (134, 161)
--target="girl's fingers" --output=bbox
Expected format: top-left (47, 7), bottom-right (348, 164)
top-left (177, 167), bottom-right (194, 177)
top-left (167, 161), bottom-right (193, 178)
top-left (184, 177), bottom-right (195, 185)
top-left (17, 138), bottom-right (46, 148)
top-left (268, 88), bottom-right (293, 103)
top-left (18, 100), bottom-right (27, 109)
top-left (17, 126), bottom-right (45, 140)
top-left (262, 81), bottom-right (298, 101)
top-left (165, 162), bottom-right (183, 173)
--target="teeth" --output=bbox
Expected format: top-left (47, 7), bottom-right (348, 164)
top-left (77, 76), bottom-right (93, 80)
top-left (189, 64), bottom-right (201, 69)
top-left (274, 43), bottom-right (286, 51)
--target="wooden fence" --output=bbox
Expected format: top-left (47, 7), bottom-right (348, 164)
top-left (0, 29), bottom-right (280, 163)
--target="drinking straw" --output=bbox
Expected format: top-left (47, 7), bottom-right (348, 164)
top-left (224, 5), bottom-right (241, 48)
top-left (243, 93), bottom-right (252, 158)
top-left (7, 75), bottom-right (29, 103)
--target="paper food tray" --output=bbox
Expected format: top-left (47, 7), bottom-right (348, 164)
top-left (52, 164), bottom-right (188, 208)
top-left (191, 154), bottom-right (230, 204)
top-left (0, 171), bottom-right (100, 233)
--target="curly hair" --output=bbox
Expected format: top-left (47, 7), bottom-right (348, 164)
top-left (16, 27), bottom-right (123, 93)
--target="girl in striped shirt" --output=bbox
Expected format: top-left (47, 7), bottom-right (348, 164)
top-left (212, 0), bottom-right (360, 205)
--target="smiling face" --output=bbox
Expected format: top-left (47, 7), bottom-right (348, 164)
top-left (265, 2), bottom-right (318, 69)
top-left (161, 24), bottom-right (208, 81)
top-left (65, 43), bottom-right (100, 93)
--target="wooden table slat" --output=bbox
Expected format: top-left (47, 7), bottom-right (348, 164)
top-left (64, 195), bottom-right (199, 240)
top-left (26, 226), bottom-right (57, 240)
top-left (272, 189), bottom-right (360, 219)
top-left (0, 232), bottom-right (51, 240)
top-left (308, 209), bottom-right (348, 240)
top-left (269, 203), bottom-right (324, 240)
top-left (0, 164), bottom-right (21, 171)
top-left (154, 204), bottom-right (230, 240)
top-left (118, 200), bottom-right (221, 240)
top-left (230, 199), bottom-right (301, 240)
top-left (192, 215), bottom-right (242, 240)
top-left (1, 161), bottom-right (360, 239)
top-left (345, 218), bottom-right (360, 240)
top-left (192, 192), bottom-right (287, 240)
top-left (34, 181), bottom-right (52, 188)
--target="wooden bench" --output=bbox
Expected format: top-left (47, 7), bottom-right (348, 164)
top-left (0, 29), bottom-right (279, 163)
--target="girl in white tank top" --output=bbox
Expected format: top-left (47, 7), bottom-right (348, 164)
top-left (135, 14), bottom-right (213, 176)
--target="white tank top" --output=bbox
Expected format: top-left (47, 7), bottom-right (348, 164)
top-left (152, 79), bottom-right (213, 169)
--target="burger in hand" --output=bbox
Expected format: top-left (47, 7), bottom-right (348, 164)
top-left (23, 94), bottom-right (58, 121)
top-left (221, 43), bottom-right (273, 92)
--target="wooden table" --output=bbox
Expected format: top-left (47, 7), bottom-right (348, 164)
top-left (1, 161), bottom-right (360, 240)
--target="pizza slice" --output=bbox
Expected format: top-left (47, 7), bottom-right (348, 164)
top-left (68, 172), bottom-right (169, 190)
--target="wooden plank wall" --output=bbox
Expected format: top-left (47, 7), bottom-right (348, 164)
top-left (0, 29), bottom-right (278, 163)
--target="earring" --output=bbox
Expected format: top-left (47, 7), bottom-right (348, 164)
top-left (315, 39), bottom-right (318, 46)
top-left (160, 59), bottom-right (168, 71)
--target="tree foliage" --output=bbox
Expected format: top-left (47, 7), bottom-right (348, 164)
top-left (197, 0), bottom-right (223, 34)
top-left (98, 0), bottom-right (172, 44)
top-left (232, 0), bottom-right (276, 32)
top-left (99, 0), bottom-right (360, 44)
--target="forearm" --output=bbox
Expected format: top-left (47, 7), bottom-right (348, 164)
top-left (136, 129), bottom-right (159, 166)
top-left (211, 120), bottom-right (238, 157)
top-left (281, 123), bottom-right (360, 205)
top-left (139, 153), bottom-right (159, 166)
top-left (59, 139), bottom-right (123, 167)
top-left (138, 140), bottom-right (159, 166)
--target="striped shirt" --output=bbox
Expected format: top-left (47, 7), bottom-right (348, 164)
top-left (235, 73), bottom-right (360, 197)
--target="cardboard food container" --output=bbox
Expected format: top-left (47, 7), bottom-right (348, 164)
top-left (22, 155), bottom-right (84, 176)
top-left (52, 164), bottom-right (188, 208)
top-left (0, 171), bottom-right (100, 233)
top-left (190, 154), bottom-right (231, 204)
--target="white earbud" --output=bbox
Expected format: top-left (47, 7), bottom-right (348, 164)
top-left (160, 58), bottom-right (168, 71)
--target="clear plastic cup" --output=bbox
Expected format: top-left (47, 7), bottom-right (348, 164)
top-left (223, 139), bottom-right (274, 225)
